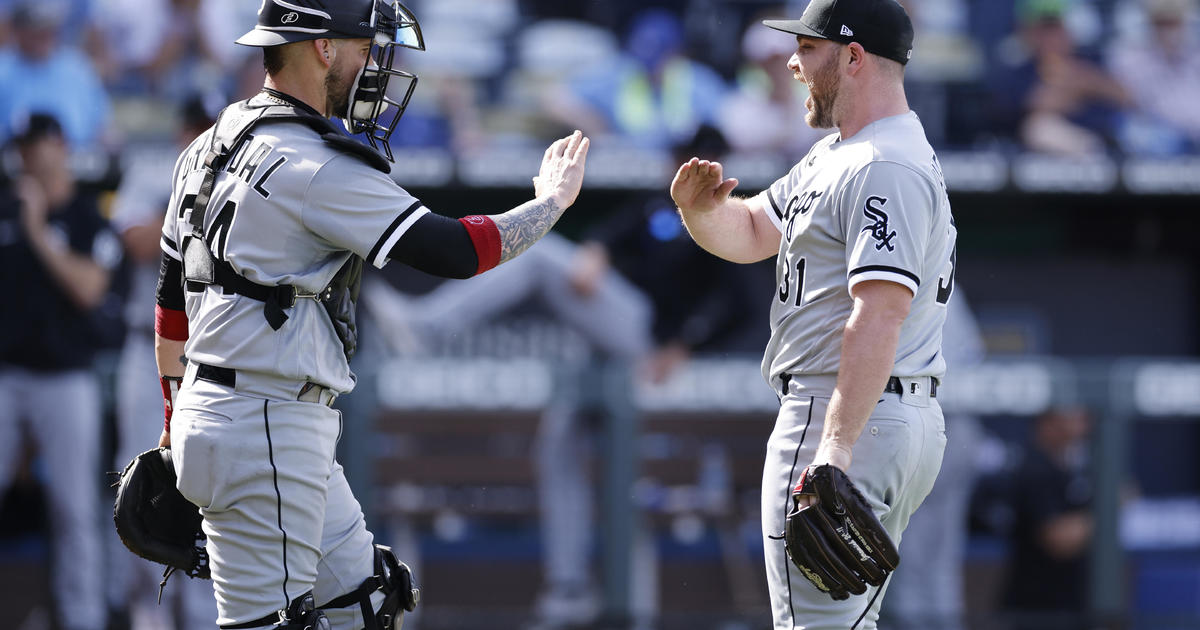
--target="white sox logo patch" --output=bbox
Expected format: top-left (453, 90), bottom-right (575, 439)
top-left (862, 196), bottom-right (897, 251)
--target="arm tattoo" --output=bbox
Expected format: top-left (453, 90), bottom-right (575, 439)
top-left (492, 197), bottom-right (564, 264)
top-left (178, 355), bottom-right (188, 368)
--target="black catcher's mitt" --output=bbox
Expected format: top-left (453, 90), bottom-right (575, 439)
top-left (782, 464), bottom-right (899, 600)
top-left (113, 448), bottom-right (209, 582)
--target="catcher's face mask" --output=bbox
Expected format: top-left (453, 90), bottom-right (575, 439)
top-left (344, 0), bottom-right (424, 161)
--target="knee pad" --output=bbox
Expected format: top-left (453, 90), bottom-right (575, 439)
top-left (374, 544), bottom-right (420, 629)
top-left (222, 591), bottom-right (329, 630)
top-left (319, 544), bottom-right (420, 630)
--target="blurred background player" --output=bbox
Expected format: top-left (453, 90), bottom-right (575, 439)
top-left (0, 112), bottom-right (124, 630)
top-left (362, 225), bottom-right (654, 630)
top-left (1002, 405), bottom-right (1095, 630)
top-left (567, 125), bottom-right (771, 384)
top-left (105, 94), bottom-right (219, 630)
top-left (881, 288), bottom-right (987, 630)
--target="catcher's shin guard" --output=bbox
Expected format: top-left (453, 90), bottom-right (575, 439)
top-left (223, 591), bottom-right (329, 630)
top-left (319, 544), bottom-right (420, 630)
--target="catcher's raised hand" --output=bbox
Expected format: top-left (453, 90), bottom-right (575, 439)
top-left (670, 158), bottom-right (739, 214)
top-left (534, 130), bottom-right (590, 210)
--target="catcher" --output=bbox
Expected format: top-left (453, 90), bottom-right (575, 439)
top-left (116, 0), bottom-right (589, 628)
top-left (669, 0), bottom-right (954, 627)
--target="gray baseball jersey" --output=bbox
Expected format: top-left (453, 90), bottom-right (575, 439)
top-left (755, 111), bottom-right (956, 392)
top-left (161, 121), bottom-right (430, 393)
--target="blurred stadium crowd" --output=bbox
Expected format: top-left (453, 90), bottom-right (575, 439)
top-left (1, 0), bottom-right (1199, 630)
top-left (0, 0), bottom-right (1199, 157)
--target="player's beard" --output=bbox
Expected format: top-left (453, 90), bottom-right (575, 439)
top-left (325, 61), bottom-right (358, 120)
top-left (804, 52), bottom-right (841, 129)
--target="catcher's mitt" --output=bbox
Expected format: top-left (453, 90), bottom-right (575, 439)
top-left (113, 448), bottom-right (209, 586)
top-left (781, 464), bottom-right (899, 600)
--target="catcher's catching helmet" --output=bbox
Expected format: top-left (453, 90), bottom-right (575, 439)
top-left (237, 0), bottom-right (425, 160)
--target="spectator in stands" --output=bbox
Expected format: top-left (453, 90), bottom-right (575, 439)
top-left (988, 0), bottom-right (1133, 156)
top-left (717, 16), bottom-right (825, 161)
top-left (1107, 0), bottom-right (1200, 154)
top-left (0, 113), bottom-right (124, 630)
top-left (85, 0), bottom-right (172, 90)
top-left (89, 0), bottom-right (243, 99)
top-left (1002, 405), bottom-right (1094, 630)
top-left (897, 0), bottom-right (980, 80)
top-left (541, 8), bottom-right (728, 150)
top-left (0, 0), bottom-right (111, 147)
top-left (105, 95), bottom-right (218, 630)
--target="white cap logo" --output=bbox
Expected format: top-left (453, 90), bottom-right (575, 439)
top-left (281, 11), bottom-right (299, 24)
top-left (840, 24), bottom-right (854, 36)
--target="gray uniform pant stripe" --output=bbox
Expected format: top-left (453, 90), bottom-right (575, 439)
top-left (262, 400), bottom-right (291, 611)
top-left (783, 396), bottom-right (814, 628)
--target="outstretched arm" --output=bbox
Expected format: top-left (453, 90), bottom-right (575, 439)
top-left (489, 130), bottom-right (590, 264)
top-left (389, 131), bottom-right (590, 278)
top-left (670, 158), bottom-right (780, 264)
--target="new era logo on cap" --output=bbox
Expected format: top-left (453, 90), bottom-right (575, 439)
top-left (840, 24), bottom-right (854, 36)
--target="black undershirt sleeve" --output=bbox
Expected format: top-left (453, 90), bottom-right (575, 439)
top-left (387, 212), bottom-right (479, 279)
top-left (155, 253), bottom-right (185, 310)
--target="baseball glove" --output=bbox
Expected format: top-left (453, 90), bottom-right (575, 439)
top-left (781, 464), bottom-right (899, 600)
top-left (113, 448), bottom-right (209, 584)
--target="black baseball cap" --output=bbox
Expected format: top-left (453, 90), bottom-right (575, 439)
top-left (763, 0), bottom-right (915, 65)
top-left (12, 112), bottom-right (64, 146)
top-left (236, 0), bottom-right (375, 47)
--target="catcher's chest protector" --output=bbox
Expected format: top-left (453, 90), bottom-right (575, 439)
top-left (181, 93), bottom-right (385, 360)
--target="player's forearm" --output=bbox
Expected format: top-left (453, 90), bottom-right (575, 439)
top-left (819, 294), bottom-right (909, 469)
top-left (155, 335), bottom-right (187, 379)
top-left (155, 333), bottom-right (187, 447)
top-left (679, 196), bottom-right (776, 264)
top-left (488, 194), bottom-right (566, 265)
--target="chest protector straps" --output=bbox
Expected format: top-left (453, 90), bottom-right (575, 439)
top-left (182, 93), bottom-right (388, 361)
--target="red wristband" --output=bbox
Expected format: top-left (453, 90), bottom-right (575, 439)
top-left (161, 376), bottom-right (182, 433)
top-left (155, 305), bottom-right (189, 341)
top-left (458, 215), bottom-right (501, 275)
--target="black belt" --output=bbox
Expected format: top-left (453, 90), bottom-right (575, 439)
top-left (194, 363), bottom-right (337, 406)
top-left (195, 363), bottom-right (236, 387)
top-left (884, 376), bottom-right (938, 398)
top-left (778, 374), bottom-right (938, 398)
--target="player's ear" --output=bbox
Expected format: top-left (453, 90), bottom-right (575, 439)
top-left (845, 42), bottom-right (866, 75)
top-left (314, 38), bottom-right (336, 67)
